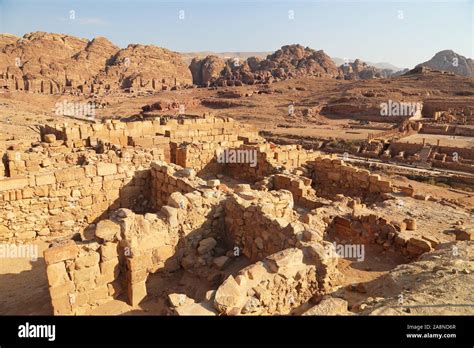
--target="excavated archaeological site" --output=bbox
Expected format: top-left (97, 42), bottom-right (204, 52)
top-left (0, 32), bottom-right (473, 317)
top-left (0, 112), bottom-right (472, 316)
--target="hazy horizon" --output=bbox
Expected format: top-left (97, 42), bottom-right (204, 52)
top-left (0, 0), bottom-right (472, 69)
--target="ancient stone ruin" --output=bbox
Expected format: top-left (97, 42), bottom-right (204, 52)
top-left (2, 111), bottom-right (468, 316)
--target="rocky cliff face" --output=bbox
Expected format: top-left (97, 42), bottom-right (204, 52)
top-left (0, 32), bottom-right (192, 94)
top-left (189, 55), bottom-right (227, 86)
top-left (189, 44), bottom-right (340, 86)
top-left (416, 50), bottom-right (473, 77)
top-left (338, 59), bottom-right (398, 80)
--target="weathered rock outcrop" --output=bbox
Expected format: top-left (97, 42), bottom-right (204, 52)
top-left (338, 59), bottom-right (393, 80)
top-left (416, 50), bottom-right (474, 77)
top-left (189, 55), bottom-right (226, 86)
top-left (189, 44), bottom-right (340, 86)
top-left (0, 31), bottom-right (192, 94)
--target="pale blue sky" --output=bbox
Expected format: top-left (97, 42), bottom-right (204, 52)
top-left (0, 0), bottom-right (472, 68)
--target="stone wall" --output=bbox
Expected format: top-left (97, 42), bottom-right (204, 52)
top-left (223, 144), bottom-right (320, 182)
top-left (420, 124), bottom-right (474, 137)
top-left (43, 161), bottom-right (229, 312)
top-left (0, 148), bottom-right (161, 241)
top-left (308, 157), bottom-right (401, 199)
top-left (213, 244), bottom-right (341, 315)
top-left (43, 239), bottom-right (123, 315)
top-left (223, 188), bottom-right (321, 262)
top-left (39, 113), bottom-right (259, 149)
top-left (388, 142), bottom-right (424, 157)
top-left (150, 161), bottom-right (207, 208)
top-left (432, 160), bottom-right (474, 174)
top-left (333, 214), bottom-right (436, 258)
top-left (167, 142), bottom-right (320, 182)
top-left (272, 174), bottom-right (321, 210)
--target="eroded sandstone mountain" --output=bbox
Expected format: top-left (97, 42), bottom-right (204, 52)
top-left (0, 31), bottom-right (192, 94)
top-left (189, 44), bottom-right (340, 86)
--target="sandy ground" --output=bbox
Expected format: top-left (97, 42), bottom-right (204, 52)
top-left (0, 240), bottom-right (52, 315)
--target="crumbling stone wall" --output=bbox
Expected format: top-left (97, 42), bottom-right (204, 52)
top-left (387, 142), bottom-right (425, 158)
top-left (122, 187), bottom-right (226, 306)
top-left (308, 157), bottom-right (400, 199)
top-left (40, 114), bottom-right (259, 149)
top-left (43, 163), bottom-right (229, 312)
top-left (0, 149), bottom-right (160, 241)
top-left (223, 188), bottom-right (321, 262)
top-left (44, 239), bottom-right (123, 315)
top-left (3, 140), bottom-right (163, 177)
top-left (421, 124), bottom-right (474, 137)
top-left (272, 174), bottom-right (321, 210)
top-left (150, 161), bottom-right (206, 208)
top-left (333, 214), bottom-right (436, 258)
top-left (213, 244), bottom-right (341, 315)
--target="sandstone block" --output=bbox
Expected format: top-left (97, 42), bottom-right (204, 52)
top-left (404, 218), bottom-right (417, 231)
top-left (95, 220), bottom-right (121, 242)
top-left (154, 245), bottom-right (175, 262)
top-left (44, 241), bottom-right (79, 265)
top-left (214, 275), bottom-right (244, 315)
top-left (234, 184), bottom-right (251, 193)
top-left (167, 192), bottom-right (188, 209)
top-left (126, 254), bottom-right (150, 272)
top-left (89, 285), bottom-right (109, 304)
top-left (408, 237), bottom-right (431, 253)
top-left (73, 264), bottom-right (100, 283)
top-left (51, 296), bottom-right (72, 315)
top-left (394, 232), bottom-right (411, 246)
top-left (303, 297), bottom-right (349, 315)
top-left (207, 179), bottom-right (220, 188)
top-left (97, 163), bottom-right (117, 176)
top-left (245, 263), bottom-right (268, 281)
top-left (0, 177), bottom-right (29, 192)
top-left (100, 242), bottom-right (119, 261)
top-left (46, 262), bottom-right (70, 287)
top-left (127, 269), bottom-right (148, 284)
top-left (100, 258), bottom-right (120, 277)
top-left (49, 280), bottom-right (75, 300)
top-left (35, 174), bottom-right (56, 186)
top-left (75, 251), bottom-right (100, 269)
top-left (267, 248), bottom-right (304, 272)
top-left (55, 167), bottom-right (85, 183)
